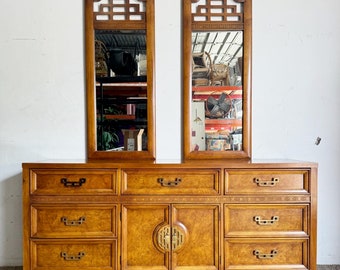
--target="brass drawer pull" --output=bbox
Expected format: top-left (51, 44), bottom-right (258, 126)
top-left (254, 216), bottom-right (279, 225)
top-left (61, 178), bottom-right (86, 187)
top-left (254, 177), bottom-right (279, 187)
top-left (61, 251), bottom-right (85, 261)
top-left (157, 178), bottom-right (182, 187)
top-left (61, 216), bottom-right (86, 226)
top-left (253, 249), bottom-right (278, 259)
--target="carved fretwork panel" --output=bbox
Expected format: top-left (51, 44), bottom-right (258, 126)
top-left (93, 0), bottom-right (147, 29)
top-left (191, 0), bottom-right (245, 30)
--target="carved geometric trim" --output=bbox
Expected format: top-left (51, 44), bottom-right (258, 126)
top-left (93, 0), bottom-right (146, 29)
top-left (191, 0), bottom-right (244, 30)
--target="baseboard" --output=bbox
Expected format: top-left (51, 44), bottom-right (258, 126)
top-left (1, 266), bottom-right (339, 270)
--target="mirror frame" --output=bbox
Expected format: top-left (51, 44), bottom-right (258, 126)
top-left (183, 0), bottom-right (252, 160)
top-left (85, 0), bottom-right (155, 161)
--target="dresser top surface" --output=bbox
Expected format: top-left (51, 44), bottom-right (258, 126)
top-left (22, 159), bottom-right (318, 169)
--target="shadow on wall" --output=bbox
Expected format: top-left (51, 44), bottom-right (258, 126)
top-left (0, 173), bottom-right (23, 266)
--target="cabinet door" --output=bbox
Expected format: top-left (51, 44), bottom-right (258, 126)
top-left (122, 204), bottom-right (220, 270)
top-left (121, 205), bottom-right (170, 270)
top-left (172, 204), bottom-right (220, 270)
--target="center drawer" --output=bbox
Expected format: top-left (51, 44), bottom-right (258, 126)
top-left (121, 168), bottom-right (221, 195)
top-left (31, 204), bottom-right (118, 238)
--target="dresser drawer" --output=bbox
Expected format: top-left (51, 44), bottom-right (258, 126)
top-left (122, 168), bottom-right (220, 195)
top-left (30, 169), bottom-right (118, 195)
top-left (31, 240), bottom-right (117, 269)
top-left (225, 238), bottom-right (308, 269)
top-left (224, 204), bottom-right (308, 237)
top-left (225, 170), bottom-right (309, 194)
top-left (31, 204), bottom-right (118, 238)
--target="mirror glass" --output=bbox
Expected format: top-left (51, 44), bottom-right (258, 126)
top-left (95, 30), bottom-right (148, 151)
top-left (86, 0), bottom-right (155, 160)
top-left (191, 30), bottom-right (243, 152)
top-left (183, 0), bottom-right (251, 160)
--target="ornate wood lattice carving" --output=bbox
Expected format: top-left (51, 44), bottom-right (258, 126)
top-left (93, 0), bottom-right (146, 29)
top-left (191, 0), bottom-right (245, 30)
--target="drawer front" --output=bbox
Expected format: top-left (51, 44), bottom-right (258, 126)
top-left (225, 238), bottom-right (308, 269)
top-left (224, 204), bottom-right (308, 237)
top-left (31, 169), bottom-right (117, 195)
top-left (122, 169), bottom-right (220, 195)
top-left (31, 240), bottom-right (117, 270)
top-left (31, 205), bottom-right (118, 238)
top-left (225, 170), bottom-right (309, 194)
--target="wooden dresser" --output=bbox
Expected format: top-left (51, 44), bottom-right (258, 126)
top-left (22, 160), bottom-right (317, 270)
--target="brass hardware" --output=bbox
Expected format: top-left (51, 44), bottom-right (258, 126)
top-left (61, 216), bottom-right (86, 226)
top-left (254, 216), bottom-right (279, 225)
top-left (253, 249), bottom-right (278, 259)
top-left (157, 178), bottom-right (182, 187)
top-left (61, 251), bottom-right (85, 261)
top-left (61, 178), bottom-right (86, 187)
top-left (171, 225), bottom-right (185, 251)
top-left (156, 224), bottom-right (171, 252)
top-left (154, 224), bottom-right (186, 252)
top-left (254, 177), bottom-right (279, 187)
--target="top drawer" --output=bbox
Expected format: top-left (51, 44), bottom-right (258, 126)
top-left (30, 169), bottom-right (118, 195)
top-left (225, 170), bottom-right (309, 194)
top-left (122, 168), bottom-right (220, 195)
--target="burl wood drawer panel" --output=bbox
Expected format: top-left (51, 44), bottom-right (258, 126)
top-left (224, 204), bottom-right (309, 237)
top-left (121, 168), bottom-right (220, 195)
top-left (31, 240), bottom-right (117, 270)
top-left (225, 238), bottom-right (308, 270)
top-left (31, 204), bottom-right (118, 238)
top-left (225, 170), bottom-right (309, 194)
top-left (30, 169), bottom-right (117, 195)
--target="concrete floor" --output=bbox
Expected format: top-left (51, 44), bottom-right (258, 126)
top-left (1, 266), bottom-right (339, 269)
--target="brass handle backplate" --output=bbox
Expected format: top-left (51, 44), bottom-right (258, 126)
top-left (254, 216), bottom-right (279, 225)
top-left (254, 177), bottom-right (279, 187)
top-left (157, 178), bottom-right (182, 187)
top-left (61, 178), bottom-right (86, 187)
top-left (61, 216), bottom-right (86, 226)
top-left (253, 249), bottom-right (278, 259)
top-left (61, 252), bottom-right (85, 261)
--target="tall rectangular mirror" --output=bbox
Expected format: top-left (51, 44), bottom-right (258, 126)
top-left (85, 0), bottom-right (155, 161)
top-left (183, 0), bottom-right (252, 160)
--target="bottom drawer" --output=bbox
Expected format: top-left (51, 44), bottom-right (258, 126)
top-left (31, 240), bottom-right (117, 270)
top-left (225, 238), bottom-right (308, 270)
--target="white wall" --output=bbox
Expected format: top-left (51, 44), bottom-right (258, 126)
top-left (0, 0), bottom-right (339, 266)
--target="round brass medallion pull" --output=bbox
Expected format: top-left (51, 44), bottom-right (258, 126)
top-left (153, 223), bottom-right (187, 252)
top-left (254, 177), bottom-right (279, 187)
top-left (61, 216), bottom-right (86, 226)
top-left (61, 251), bottom-right (85, 261)
top-left (254, 216), bottom-right (279, 225)
top-left (253, 249), bottom-right (278, 259)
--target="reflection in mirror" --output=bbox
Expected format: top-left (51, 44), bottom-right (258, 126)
top-left (86, 0), bottom-right (155, 160)
top-left (95, 30), bottom-right (148, 151)
top-left (183, 0), bottom-right (252, 160)
top-left (191, 30), bottom-right (243, 152)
